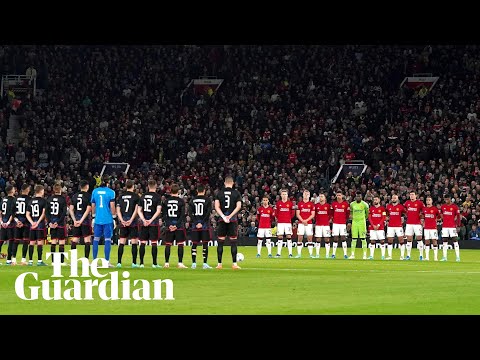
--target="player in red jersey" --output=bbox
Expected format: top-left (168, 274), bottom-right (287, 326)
top-left (314, 193), bottom-right (332, 258)
top-left (368, 196), bottom-right (387, 260)
top-left (295, 190), bottom-right (315, 258)
top-left (421, 196), bottom-right (440, 261)
top-left (256, 195), bottom-right (275, 258)
top-left (331, 191), bottom-right (350, 259)
top-left (274, 189), bottom-right (295, 258)
top-left (440, 194), bottom-right (461, 261)
top-left (386, 194), bottom-right (405, 260)
top-left (404, 191), bottom-right (424, 260)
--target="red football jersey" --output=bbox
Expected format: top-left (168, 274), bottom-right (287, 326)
top-left (404, 200), bottom-right (424, 225)
top-left (368, 205), bottom-right (386, 230)
top-left (386, 203), bottom-right (405, 228)
top-left (275, 200), bottom-right (295, 224)
top-left (297, 201), bottom-right (315, 224)
top-left (257, 206), bottom-right (275, 229)
top-left (440, 204), bottom-right (460, 228)
top-left (422, 206), bottom-right (439, 230)
top-left (331, 201), bottom-right (350, 225)
top-left (315, 203), bottom-right (332, 226)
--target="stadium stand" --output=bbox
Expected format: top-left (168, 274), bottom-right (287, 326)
top-left (1, 44), bottom-right (480, 240)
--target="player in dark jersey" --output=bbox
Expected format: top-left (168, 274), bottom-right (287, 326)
top-left (26, 185), bottom-right (48, 266)
top-left (116, 180), bottom-right (140, 268)
top-left (1, 185), bottom-right (17, 265)
top-left (162, 183), bottom-right (187, 269)
top-left (13, 184), bottom-right (31, 265)
top-left (214, 176), bottom-right (243, 270)
top-left (188, 184), bottom-right (213, 269)
top-left (138, 179), bottom-right (162, 268)
top-left (46, 183), bottom-right (69, 265)
top-left (69, 180), bottom-right (92, 259)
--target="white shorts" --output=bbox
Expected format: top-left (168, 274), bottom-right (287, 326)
top-left (297, 223), bottom-right (313, 236)
top-left (315, 225), bottom-right (331, 238)
top-left (441, 228), bottom-right (458, 238)
top-left (386, 227), bottom-right (404, 238)
top-left (257, 228), bottom-right (272, 238)
top-left (277, 223), bottom-right (293, 236)
top-left (369, 230), bottom-right (385, 241)
top-left (332, 223), bottom-right (348, 237)
top-left (405, 224), bottom-right (423, 237)
top-left (424, 229), bottom-right (438, 240)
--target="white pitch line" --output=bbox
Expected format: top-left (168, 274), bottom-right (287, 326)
top-left (244, 267), bottom-right (480, 274)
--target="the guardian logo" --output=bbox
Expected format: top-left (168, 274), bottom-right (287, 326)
top-left (14, 250), bottom-right (175, 301)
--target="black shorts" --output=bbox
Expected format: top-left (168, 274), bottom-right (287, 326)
top-left (165, 229), bottom-right (186, 244)
top-left (191, 229), bottom-right (211, 243)
top-left (72, 225), bottom-right (92, 238)
top-left (14, 225), bottom-right (30, 240)
top-left (217, 221), bottom-right (238, 238)
top-left (0, 226), bottom-right (15, 241)
top-left (140, 225), bottom-right (160, 241)
top-left (50, 227), bottom-right (67, 240)
top-left (119, 225), bottom-right (139, 239)
top-left (30, 229), bottom-right (46, 241)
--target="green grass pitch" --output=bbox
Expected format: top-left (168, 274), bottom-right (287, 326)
top-left (1, 245), bottom-right (479, 315)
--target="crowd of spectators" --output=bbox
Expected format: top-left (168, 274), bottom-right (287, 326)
top-left (1, 44), bottom-right (480, 240)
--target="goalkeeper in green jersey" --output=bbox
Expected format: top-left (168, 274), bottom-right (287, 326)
top-left (349, 192), bottom-right (369, 259)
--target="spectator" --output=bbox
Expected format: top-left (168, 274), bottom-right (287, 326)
top-left (469, 223), bottom-right (480, 240)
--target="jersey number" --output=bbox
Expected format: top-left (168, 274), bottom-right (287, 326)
top-left (123, 199), bottom-right (130, 213)
top-left (16, 201), bottom-right (26, 215)
top-left (31, 204), bottom-right (40, 218)
top-left (99, 194), bottom-right (104, 208)
top-left (143, 198), bottom-right (152, 212)
top-left (194, 202), bottom-right (204, 216)
top-left (225, 194), bottom-right (231, 209)
top-left (1, 201), bottom-right (7, 214)
top-left (51, 202), bottom-right (59, 216)
top-left (76, 197), bottom-right (83, 212)
top-left (168, 203), bottom-right (178, 217)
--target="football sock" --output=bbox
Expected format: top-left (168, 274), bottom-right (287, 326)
top-left (387, 243), bottom-right (393, 257)
top-left (369, 243), bottom-right (375, 258)
top-left (400, 243), bottom-right (405, 258)
top-left (132, 243), bottom-right (138, 264)
top-left (287, 239), bottom-right (292, 255)
top-left (104, 238), bottom-right (111, 262)
top-left (425, 245), bottom-right (430, 260)
top-left (37, 245), bottom-right (43, 262)
top-left (231, 241), bottom-right (238, 263)
top-left (22, 241), bottom-right (29, 260)
top-left (84, 242), bottom-right (91, 259)
top-left (454, 241), bottom-right (460, 258)
top-left (342, 240), bottom-right (348, 256)
top-left (217, 241), bottom-right (224, 263)
top-left (71, 242), bottom-right (77, 250)
top-left (203, 243), bottom-right (209, 263)
top-left (325, 242), bottom-right (331, 257)
top-left (361, 239), bottom-right (367, 257)
top-left (7, 241), bottom-right (14, 260)
top-left (332, 241), bottom-right (338, 256)
top-left (12, 240), bottom-right (19, 259)
top-left (418, 240), bottom-right (424, 258)
top-left (140, 243), bottom-right (146, 264)
top-left (315, 241), bottom-right (321, 257)
top-left (29, 244), bottom-right (34, 261)
top-left (380, 243), bottom-right (385, 257)
top-left (443, 242), bottom-right (448, 258)
top-left (178, 244), bottom-right (184, 263)
top-left (350, 239), bottom-right (357, 254)
top-left (118, 243), bottom-right (125, 263)
top-left (433, 245), bottom-right (438, 260)
top-left (297, 242), bottom-right (303, 256)
top-left (93, 237), bottom-right (100, 259)
top-left (307, 242), bottom-right (313, 256)
top-left (257, 239), bottom-right (262, 255)
top-left (192, 243), bottom-right (198, 263)
top-left (152, 242), bottom-right (158, 265)
top-left (59, 245), bottom-right (65, 263)
top-left (165, 244), bottom-right (171, 263)
top-left (276, 239), bottom-right (283, 255)
top-left (50, 244), bottom-right (56, 256)
top-left (406, 241), bottom-right (412, 257)
top-left (265, 238), bottom-right (272, 255)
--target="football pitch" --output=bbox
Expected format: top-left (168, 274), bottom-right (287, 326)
top-left (1, 245), bottom-right (479, 315)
